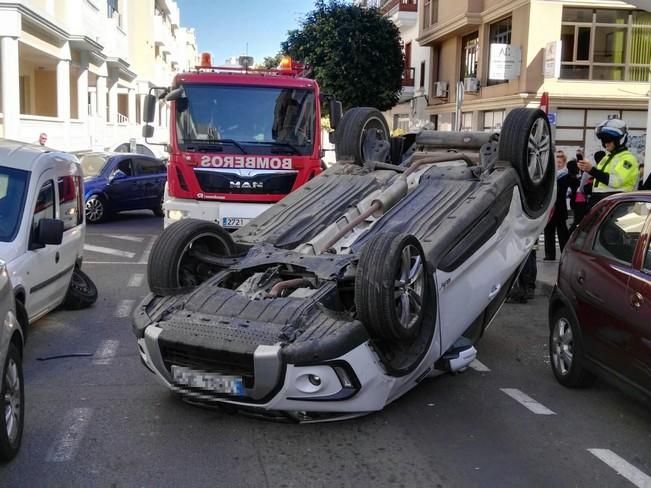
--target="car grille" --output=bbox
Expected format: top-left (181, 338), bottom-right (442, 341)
top-left (194, 169), bottom-right (297, 195)
top-left (159, 342), bottom-right (255, 388)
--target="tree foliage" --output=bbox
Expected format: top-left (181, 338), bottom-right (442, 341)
top-left (261, 53), bottom-right (284, 69)
top-left (281, 0), bottom-right (404, 111)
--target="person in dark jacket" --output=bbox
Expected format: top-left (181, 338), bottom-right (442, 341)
top-left (544, 151), bottom-right (579, 260)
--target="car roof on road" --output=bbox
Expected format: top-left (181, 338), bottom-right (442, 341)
top-left (0, 139), bottom-right (81, 174)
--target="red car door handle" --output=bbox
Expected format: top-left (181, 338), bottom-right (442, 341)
top-left (576, 272), bottom-right (585, 284)
top-left (630, 292), bottom-right (643, 309)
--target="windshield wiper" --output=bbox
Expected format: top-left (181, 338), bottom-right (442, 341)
top-left (181, 138), bottom-right (247, 154)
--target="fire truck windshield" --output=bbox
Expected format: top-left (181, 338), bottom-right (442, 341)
top-left (175, 84), bottom-right (316, 156)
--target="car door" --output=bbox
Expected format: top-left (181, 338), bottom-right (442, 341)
top-left (104, 158), bottom-right (139, 211)
top-left (621, 203), bottom-right (651, 391)
top-left (56, 174), bottom-right (84, 285)
top-left (23, 174), bottom-right (70, 319)
top-left (573, 201), bottom-right (645, 375)
top-left (133, 157), bottom-right (166, 209)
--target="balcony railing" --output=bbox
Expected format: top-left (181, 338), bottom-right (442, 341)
top-left (402, 67), bottom-right (415, 87)
top-left (380, 0), bottom-right (417, 15)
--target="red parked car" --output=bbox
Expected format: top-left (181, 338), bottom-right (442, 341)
top-left (549, 191), bottom-right (651, 402)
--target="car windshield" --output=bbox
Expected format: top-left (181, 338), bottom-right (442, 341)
top-left (0, 166), bottom-right (30, 242)
top-left (175, 84), bottom-right (316, 156)
top-left (80, 154), bottom-right (110, 177)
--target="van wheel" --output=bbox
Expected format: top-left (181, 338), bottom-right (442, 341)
top-left (0, 343), bottom-right (24, 462)
top-left (498, 108), bottom-right (555, 218)
top-left (335, 108), bottom-right (390, 165)
top-left (147, 219), bottom-right (237, 295)
top-left (355, 233), bottom-right (427, 342)
top-left (62, 268), bottom-right (98, 310)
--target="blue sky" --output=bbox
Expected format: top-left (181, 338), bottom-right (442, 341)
top-left (176, 0), bottom-right (322, 65)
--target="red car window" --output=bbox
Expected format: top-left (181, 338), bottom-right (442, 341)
top-left (592, 202), bottom-right (650, 265)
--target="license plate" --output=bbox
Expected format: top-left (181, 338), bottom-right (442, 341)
top-left (222, 217), bottom-right (250, 228)
top-left (171, 366), bottom-right (245, 395)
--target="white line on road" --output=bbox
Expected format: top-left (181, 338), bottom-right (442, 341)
top-left (84, 244), bottom-right (136, 259)
top-left (469, 359), bottom-right (491, 372)
top-left (114, 299), bottom-right (135, 318)
top-left (127, 273), bottom-right (145, 287)
top-left (45, 408), bottom-right (92, 462)
top-left (138, 236), bottom-right (156, 264)
top-left (104, 234), bottom-right (145, 243)
top-left (588, 449), bottom-right (651, 488)
top-left (500, 388), bottom-right (556, 415)
top-left (92, 340), bottom-right (119, 365)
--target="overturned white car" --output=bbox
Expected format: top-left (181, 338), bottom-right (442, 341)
top-left (133, 107), bottom-right (555, 421)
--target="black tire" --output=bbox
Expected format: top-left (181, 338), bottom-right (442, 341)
top-left (14, 299), bottom-right (28, 342)
top-left (498, 108), bottom-right (555, 218)
top-left (147, 219), bottom-right (237, 296)
top-left (152, 196), bottom-right (165, 218)
top-left (335, 107), bottom-right (390, 164)
top-left (85, 195), bottom-right (108, 224)
top-left (62, 268), bottom-right (98, 310)
top-left (0, 343), bottom-right (24, 462)
top-left (549, 307), bottom-right (596, 388)
top-left (355, 233), bottom-right (427, 342)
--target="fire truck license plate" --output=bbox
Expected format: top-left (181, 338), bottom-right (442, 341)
top-left (222, 217), bottom-right (250, 228)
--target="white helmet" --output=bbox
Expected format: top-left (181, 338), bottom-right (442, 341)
top-left (595, 118), bottom-right (628, 146)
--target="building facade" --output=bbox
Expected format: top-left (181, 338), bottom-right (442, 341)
top-left (0, 0), bottom-right (197, 152)
top-left (418, 0), bottom-right (650, 163)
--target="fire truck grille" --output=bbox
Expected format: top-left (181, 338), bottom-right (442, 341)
top-left (194, 170), bottom-right (297, 195)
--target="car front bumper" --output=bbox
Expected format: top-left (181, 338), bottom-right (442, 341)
top-left (163, 196), bottom-right (271, 229)
top-left (137, 324), bottom-right (397, 418)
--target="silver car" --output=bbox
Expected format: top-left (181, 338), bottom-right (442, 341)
top-left (0, 260), bottom-right (24, 462)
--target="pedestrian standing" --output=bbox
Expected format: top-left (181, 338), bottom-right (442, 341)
top-left (543, 150), bottom-right (577, 260)
top-left (577, 119), bottom-right (639, 209)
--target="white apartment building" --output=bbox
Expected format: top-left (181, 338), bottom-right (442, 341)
top-left (0, 0), bottom-right (197, 153)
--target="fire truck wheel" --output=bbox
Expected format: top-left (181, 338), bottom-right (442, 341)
top-left (355, 232), bottom-right (427, 342)
top-left (498, 108), bottom-right (555, 218)
top-left (335, 107), bottom-right (390, 165)
top-left (147, 219), bottom-right (237, 296)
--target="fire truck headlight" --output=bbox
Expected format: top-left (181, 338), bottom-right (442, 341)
top-left (167, 209), bottom-right (187, 221)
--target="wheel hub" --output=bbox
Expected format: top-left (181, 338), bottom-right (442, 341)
top-left (3, 358), bottom-right (21, 443)
top-left (527, 118), bottom-right (551, 185)
top-left (394, 246), bottom-right (424, 330)
top-left (552, 318), bottom-right (573, 375)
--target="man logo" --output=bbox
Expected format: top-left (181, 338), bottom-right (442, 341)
top-left (230, 181), bottom-right (264, 190)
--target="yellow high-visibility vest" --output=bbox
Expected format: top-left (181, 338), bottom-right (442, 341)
top-left (593, 149), bottom-right (639, 193)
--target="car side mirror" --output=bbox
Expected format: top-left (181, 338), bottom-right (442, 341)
top-left (329, 100), bottom-right (342, 130)
top-left (110, 169), bottom-right (127, 182)
top-left (31, 218), bottom-right (64, 249)
top-left (143, 124), bottom-right (155, 138)
top-left (143, 94), bottom-right (157, 123)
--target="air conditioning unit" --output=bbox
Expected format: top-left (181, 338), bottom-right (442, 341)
top-left (464, 77), bottom-right (480, 93)
top-left (433, 81), bottom-right (448, 98)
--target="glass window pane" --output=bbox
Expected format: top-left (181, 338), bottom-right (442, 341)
top-left (629, 66), bottom-right (650, 82)
top-left (563, 8), bottom-right (593, 23)
top-left (561, 25), bottom-right (575, 62)
top-left (593, 202), bottom-right (649, 264)
top-left (633, 10), bottom-right (651, 26)
top-left (596, 9), bottom-right (628, 24)
top-left (577, 27), bottom-right (591, 60)
top-left (560, 65), bottom-right (589, 79)
top-left (644, 229), bottom-right (651, 272)
top-left (594, 27), bottom-right (627, 63)
top-left (630, 27), bottom-right (651, 65)
top-left (592, 65), bottom-right (625, 80)
top-left (32, 180), bottom-right (55, 234)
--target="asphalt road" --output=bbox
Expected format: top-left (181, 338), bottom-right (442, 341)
top-left (1, 211), bottom-right (649, 488)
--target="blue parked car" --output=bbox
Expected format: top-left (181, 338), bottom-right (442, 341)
top-left (79, 152), bottom-right (167, 224)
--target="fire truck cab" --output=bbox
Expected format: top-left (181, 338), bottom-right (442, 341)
top-left (143, 55), bottom-right (341, 229)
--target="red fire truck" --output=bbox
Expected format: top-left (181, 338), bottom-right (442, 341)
top-left (143, 54), bottom-right (341, 228)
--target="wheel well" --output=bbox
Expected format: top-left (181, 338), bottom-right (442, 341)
top-left (548, 295), bottom-right (567, 330)
top-left (14, 290), bottom-right (28, 330)
top-left (10, 330), bottom-right (23, 356)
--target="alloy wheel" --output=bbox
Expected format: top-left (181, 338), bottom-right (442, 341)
top-left (551, 317), bottom-right (574, 376)
top-left (86, 198), bottom-right (104, 223)
top-left (527, 118), bottom-right (551, 185)
top-left (394, 245), bottom-right (425, 331)
top-left (3, 358), bottom-right (21, 444)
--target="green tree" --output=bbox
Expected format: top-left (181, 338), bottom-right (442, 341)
top-left (261, 53), bottom-right (284, 69)
top-left (281, 0), bottom-right (404, 111)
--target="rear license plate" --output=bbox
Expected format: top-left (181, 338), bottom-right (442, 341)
top-left (171, 366), bottom-right (245, 395)
top-left (222, 217), bottom-right (250, 228)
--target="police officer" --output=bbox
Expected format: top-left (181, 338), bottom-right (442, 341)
top-left (577, 119), bottom-right (640, 209)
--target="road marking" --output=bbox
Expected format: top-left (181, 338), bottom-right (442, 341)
top-left (128, 273), bottom-right (144, 287)
top-left (469, 359), bottom-right (491, 372)
top-left (138, 236), bottom-right (157, 264)
top-left (500, 388), bottom-right (556, 415)
top-left (84, 244), bottom-right (136, 259)
top-left (588, 449), bottom-right (651, 488)
top-left (45, 408), bottom-right (92, 462)
top-left (92, 340), bottom-right (119, 365)
top-left (114, 299), bottom-right (135, 318)
top-left (104, 234), bottom-right (145, 243)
